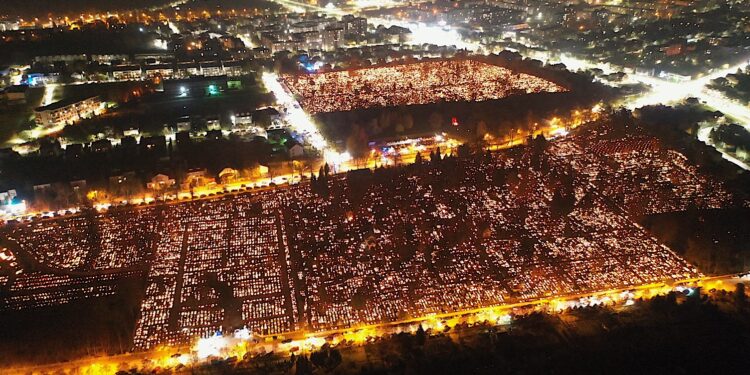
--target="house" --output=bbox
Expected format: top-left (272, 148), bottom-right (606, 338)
top-left (206, 129), bottom-right (223, 140)
top-left (176, 131), bottom-right (192, 149)
top-left (147, 174), bottom-right (176, 190)
top-left (3, 85), bottom-right (27, 103)
top-left (108, 172), bottom-right (139, 198)
top-left (233, 113), bottom-right (253, 128)
top-left (182, 169), bottom-right (213, 190)
top-left (91, 139), bottom-right (113, 153)
top-left (65, 143), bottom-right (84, 159)
top-left (140, 135), bottom-right (167, 154)
top-left (176, 116), bottom-right (192, 132)
top-left (287, 141), bottom-right (304, 159)
top-left (70, 179), bottom-right (87, 194)
top-left (39, 138), bottom-right (63, 157)
top-left (218, 168), bottom-right (239, 184)
top-left (120, 136), bottom-right (138, 154)
top-left (206, 116), bottom-right (222, 131)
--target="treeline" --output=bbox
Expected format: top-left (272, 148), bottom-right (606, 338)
top-left (126, 286), bottom-right (750, 375)
top-left (634, 104), bottom-right (750, 195)
top-left (319, 91), bottom-right (596, 159)
top-left (641, 207), bottom-right (750, 274)
top-left (710, 123), bottom-right (750, 156)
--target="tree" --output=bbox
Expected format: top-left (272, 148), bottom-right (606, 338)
top-left (414, 152), bottom-right (424, 166)
top-left (476, 120), bottom-right (489, 141)
top-left (347, 124), bottom-right (370, 159)
top-left (395, 122), bottom-right (405, 134)
top-left (403, 113), bottom-right (414, 130)
top-left (735, 283), bottom-right (746, 308)
top-left (351, 289), bottom-right (367, 310)
top-left (550, 185), bottom-right (575, 218)
top-left (295, 355), bottom-right (313, 375)
top-left (329, 348), bottom-right (342, 369)
top-left (430, 148), bottom-right (442, 163)
top-left (310, 344), bottom-right (342, 371)
top-left (429, 112), bottom-right (443, 131)
top-left (415, 324), bottom-right (426, 346)
top-left (457, 144), bottom-right (472, 159)
top-left (379, 111), bottom-right (393, 130)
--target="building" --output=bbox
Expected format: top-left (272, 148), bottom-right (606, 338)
top-left (342, 15), bottom-right (367, 36)
top-left (252, 47), bottom-right (272, 59)
top-left (290, 20), bottom-right (326, 34)
top-left (2, 85), bottom-right (27, 103)
top-left (0, 189), bottom-right (25, 218)
top-left (0, 20), bottom-right (19, 31)
top-left (134, 52), bottom-right (174, 64)
top-left (147, 174), bottom-right (176, 191)
top-left (176, 116), bottom-right (192, 132)
top-left (218, 168), bottom-right (240, 184)
top-left (200, 61), bottom-right (224, 77)
top-left (270, 38), bottom-right (303, 53)
top-left (222, 60), bottom-right (245, 77)
top-left (287, 141), bottom-right (305, 159)
top-left (111, 65), bottom-right (143, 81)
top-left (233, 113), bottom-right (253, 128)
top-left (34, 54), bottom-right (87, 64)
top-left (177, 62), bottom-right (201, 78)
top-left (0, 189), bottom-right (18, 205)
top-left (143, 64), bottom-right (175, 79)
top-left (91, 54), bottom-right (129, 64)
top-left (322, 27), bottom-right (345, 50)
top-left (206, 116), bottom-right (222, 130)
top-left (182, 169), bottom-right (214, 190)
top-left (34, 96), bottom-right (105, 128)
top-left (91, 139), bottom-right (113, 153)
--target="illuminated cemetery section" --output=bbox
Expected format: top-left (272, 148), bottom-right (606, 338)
top-left (132, 197), bottom-right (297, 349)
top-left (0, 124), bottom-right (732, 349)
top-left (281, 59), bottom-right (567, 114)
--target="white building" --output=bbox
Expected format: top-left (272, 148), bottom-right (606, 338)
top-left (111, 65), bottom-right (143, 81)
top-left (200, 62), bottom-right (224, 77)
top-left (34, 96), bottom-right (105, 128)
top-left (143, 64), bottom-right (175, 79)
